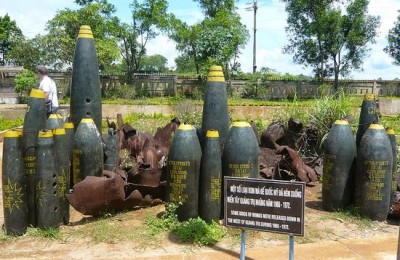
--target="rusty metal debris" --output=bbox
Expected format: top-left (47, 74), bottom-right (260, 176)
top-left (67, 118), bottom-right (178, 216)
top-left (68, 116), bottom-right (323, 216)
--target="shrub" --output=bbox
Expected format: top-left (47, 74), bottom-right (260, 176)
top-left (14, 69), bottom-right (38, 102)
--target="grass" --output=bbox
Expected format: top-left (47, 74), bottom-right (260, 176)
top-left (320, 207), bottom-right (375, 229)
top-left (27, 227), bottom-right (63, 240)
top-left (0, 117), bottom-right (24, 131)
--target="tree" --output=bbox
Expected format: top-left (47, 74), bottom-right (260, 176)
top-left (14, 69), bottom-right (38, 98)
top-left (8, 35), bottom-right (47, 70)
top-left (119, 0), bottom-right (170, 83)
top-left (283, 0), bottom-right (380, 90)
top-left (140, 54), bottom-right (169, 72)
top-left (384, 11), bottom-right (400, 65)
top-left (44, 0), bottom-right (121, 71)
top-left (0, 14), bottom-right (23, 65)
top-left (168, 1), bottom-right (249, 78)
top-left (193, 0), bottom-right (235, 17)
top-left (175, 54), bottom-right (197, 74)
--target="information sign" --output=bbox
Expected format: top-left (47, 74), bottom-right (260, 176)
top-left (224, 177), bottom-right (305, 236)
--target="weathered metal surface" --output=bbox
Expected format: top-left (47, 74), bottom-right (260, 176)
top-left (355, 124), bottom-right (393, 221)
top-left (2, 130), bottom-right (28, 235)
top-left (53, 128), bottom-right (70, 225)
top-left (199, 130), bottom-right (222, 223)
top-left (72, 117), bottom-right (103, 185)
top-left (70, 25), bottom-right (102, 132)
top-left (67, 170), bottom-right (165, 215)
top-left (36, 130), bottom-right (60, 229)
top-left (166, 124), bottom-right (202, 221)
top-left (275, 145), bottom-right (318, 183)
top-left (322, 120), bottom-right (357, 211)
top-left (201, 66), bottom-right (230, 148)
top-left (22, 89), bottom-right (46, 226)
top-left (356, 93), bottom-right (378, 147)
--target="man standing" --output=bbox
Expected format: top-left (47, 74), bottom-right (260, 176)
top-left (37, 66), bottom-right (58, 115)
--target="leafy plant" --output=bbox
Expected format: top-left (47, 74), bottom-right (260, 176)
top-left (174, 99), bottom-right (202, 126)
top-left (0, 117), bottom-right (24, 131)
top-left (14, 69), bottom-right (38, 101)
top-left (144, 202), bottom-right (179, 235)
top-left (144, 203), bottom-right (226, 246)
top-left (172, 218), bottom-right (226, 246)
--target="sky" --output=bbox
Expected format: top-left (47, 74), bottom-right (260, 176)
top-left (1, 0), bottom-right (400, 80)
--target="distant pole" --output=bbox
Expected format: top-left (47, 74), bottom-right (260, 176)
top-left (253, 0), bottom-right (258, 74)
top-left (246, 0), bottom-right (258, 74)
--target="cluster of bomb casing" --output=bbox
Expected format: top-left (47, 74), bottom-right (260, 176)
top-left (2, 25), bottom-right (104, 235)
top-left (322, 93), bottom-right (398, 221)
top-left (165, 66), bottom-right (260, 222)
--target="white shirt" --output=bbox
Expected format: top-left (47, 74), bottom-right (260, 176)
top-left (39, 75), bottom-right (59, 108)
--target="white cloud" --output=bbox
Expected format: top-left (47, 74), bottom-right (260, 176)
top-left (145, 35), bottom-right (179, 69)
top-left (0, 0), bottom-right (75, 38)
top-left (2, 0), bottom-right (400, 79)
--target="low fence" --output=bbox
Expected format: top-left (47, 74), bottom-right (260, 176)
top-left (1, 72), bottom-right (400, 104)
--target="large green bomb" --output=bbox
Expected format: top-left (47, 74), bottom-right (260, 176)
top-left (46, 114), bottom-right (61, 130)
top-left (386, 128), bottom-right (398, 203)
top-left (2, 130), bottom-right (28, 235)
top-left (72, 118), bottom-right (104, 185)
top-left (199, 130), bottom-right (222, 223)
top-left (36, 131), bottom-right (60, 229)
top-left (356, 93), bottom-right (378, 147)
top-left (22, 88), bottom-right (46, 227)
top-left (222, 122), bottom-right (260, 179)
top-left (64, 122), bottom-right (75, 189)
top-left (70, 25), bottom-right (102, 132)
top-left (322, 120), bottom-right (357, 211)
top-left (355, 124), bottom-right (393, 221)
top-left (53, 128), bottom-right (70, 225)
top-left (201, 65), bottom-right (230, 147)
top-left (166, 124), bottom-right (202, 221)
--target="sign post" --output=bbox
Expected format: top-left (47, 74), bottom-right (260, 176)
top-left (224, 177), bottom-right (305, 259)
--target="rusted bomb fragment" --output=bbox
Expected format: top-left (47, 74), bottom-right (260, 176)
top-left (102, 128), bottom-right (119, 171)
top-left (2, 130), bottom-right (28, 235)
top-left (67, 172), bottom-right (126, 216)
top-left (275, 145), bottom-right (318, 183)
top-left (128, 167), bottom-right (165, 186)
top-left (153, 117), bottom-right (180, 149)
top-left (66, 171), bottom-right (165, 215)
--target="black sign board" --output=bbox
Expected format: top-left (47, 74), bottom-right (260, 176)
top-left (224, 177), bottom-right (305, 236)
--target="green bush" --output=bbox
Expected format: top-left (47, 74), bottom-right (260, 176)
top-left (144, 203), bottom-right (226, 246)
top-left (174, 99), bottom-right (202, 126)
top-left (0, 117), bottom-right (24, 131)
top-left (172, 218), bottom-right (226, 246)
top-left (14, 69), bottom-right (38, 101)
